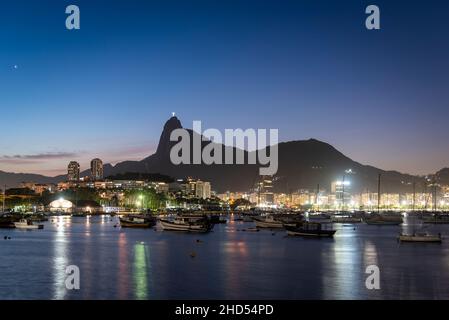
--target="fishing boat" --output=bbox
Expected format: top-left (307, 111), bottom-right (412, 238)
top-left (398, 232), bottom-right (442, 243)
top-left (14, 219), bottom-right (44, 230)
top-left (119, 215), bottom-right (156, 228)
top-left (160, 215), bottom-right (213, 233)
top-left (286, 222), bottom-right (336, 238)
top-left (253, 216), bottom-right (284, 228)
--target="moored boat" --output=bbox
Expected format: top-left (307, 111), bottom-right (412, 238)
top-left (209, 215), bottom-right (227, 224)
top-left (364, 214), bottom-right (403, 225)
top-left (253, 216), bottom-right (284, 229)
top-left (14, 219), bottom-right (44, 230)
top-left (331, 215), bottom-right (362, 223)
top-left (119, 215), bottom-right (156, 228)
top-left (398, 233), bottom-right (442, 243)
top-left (160, 215), bottom-right (213, 233)
top-left (422, 214), bottom-right (449, 224)
top-left (286, 222), bottom-right (336, 238)
top-left (307, 212), bottom-right (331, 222)
top-left (0, 216), bottom-right (15, 228)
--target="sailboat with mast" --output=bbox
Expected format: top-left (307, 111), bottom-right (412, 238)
top-left (364, 174), bottom-right (403, 225)
top-left (399, 180), bottom-right (442, 243)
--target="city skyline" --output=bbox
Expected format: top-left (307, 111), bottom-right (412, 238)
top-left (1, 0), bottom-right (449, 176)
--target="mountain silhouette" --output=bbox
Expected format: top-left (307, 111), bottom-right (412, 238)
top-left (97, 116), bottom-right (426, 193)
top-left (0, 116), bottom-right (441, 193)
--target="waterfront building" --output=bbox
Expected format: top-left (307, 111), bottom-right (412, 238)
top-left (274, 193), bottom-right (291, 207)
top-left (49, 198), bottom-right (74, 213)
top-left (331, 180), bottom-right (351, 209)
top-left (67, 161), bottom-right (80, 181)
top-left (217, 192), bottom-right (250, 202)
top-left (291, 191), bottom-right (313, 207)
top-left (20, 182), bottom-right (57, 195)
top-left (195, 180), bottom-right (211, 199)
top-left (380, 193), bottom-right (400, 208)
top-left (90, 158), bottom-right (104, 181)
top-left (256, 176), bottom-right (274, 206)
top-left (154, 182), bottom-right (169, 194)
top-left (176, 178), bottom-right (212, 199)
top-left (360, 193), bottom-right (378, 209)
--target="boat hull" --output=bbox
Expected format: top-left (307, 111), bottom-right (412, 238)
top-left (286, 229), bottom-right (336, 238)
top-left (253, 218), bottom-right (284, 229)
top-left (160, 220), bottom-right (211, 233)
top-left (422, 220), bottom-right (449, 224)
top-left (119, 217), bottom-right (155, 228)
top-left (14, 223), bottom-right (44, 230)
top-left (331, 217), bottom-right (362, 223)
top-left (285, 225), bottom-right (336, 238)
top-left (365, 221), bottom-right (402, 225)
top-left (399, 235), bottom-right (442, 243)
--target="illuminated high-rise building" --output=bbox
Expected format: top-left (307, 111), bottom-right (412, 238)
top-left (257, 176), bottom-right (274, 206)
top-left (194, 180), bottom-right (211, 199)
top-left (67, 161), bottom-right (80, 182)
top-left (90, 158), bottom-right (104, 181)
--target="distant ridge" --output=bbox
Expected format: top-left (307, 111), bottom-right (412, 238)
top-left (0, 116), bottom-right (443, 193)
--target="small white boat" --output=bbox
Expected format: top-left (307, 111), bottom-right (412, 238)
top-left (14, 219), bottom-right (44, 230)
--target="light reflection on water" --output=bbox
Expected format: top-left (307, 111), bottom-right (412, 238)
top-left (133, 243), bottom-right (150, 300)
top-left (52, 216), bottom-right (70, 300)
top-left (1, 215), bottom-right (449, 299)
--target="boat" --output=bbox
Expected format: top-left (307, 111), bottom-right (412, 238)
top-left (119, 215), bottom-right (156, 228)
top-left (242, 215), bottom-right (254, 223)
top-left (364, 174), bottom-right (402, 225)
top-left (286, 222), bottom-right (336, 238)
top-left (422, 214), bottom-right (449, 224)
top-left (331, 215), bottom-right (362, 223)
top-left (72, 212), bottom-right (87, 217)
top-left (160, 215), bottom-right (213, 233)
top-left (253, 216), bottom-right (284, 229)
top-left (307, 212), bottom-right (331, 222)
top-left (398, 232), bottom-right (442, 243)
top-left (277, 215), bottom-right (304, 227)
top-left (0, 216), bottom-right (15, 228)
top-left (14, 219), bottom-right (44, 230)
top-left (27, 214), bottom-right (49, 222)
top-left (209, 215), bottom-right (227, 224)
top-left (364, 214), bottom-right (403, 225)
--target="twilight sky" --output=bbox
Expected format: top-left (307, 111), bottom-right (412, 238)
top-left (1, 0), bottom-right (448, 176)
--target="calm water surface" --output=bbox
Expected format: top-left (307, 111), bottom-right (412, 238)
top-left (1, 215), bottom-right (449, 300)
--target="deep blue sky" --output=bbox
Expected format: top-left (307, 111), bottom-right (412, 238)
top-left (1, 0), bottom-right (448, 176)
